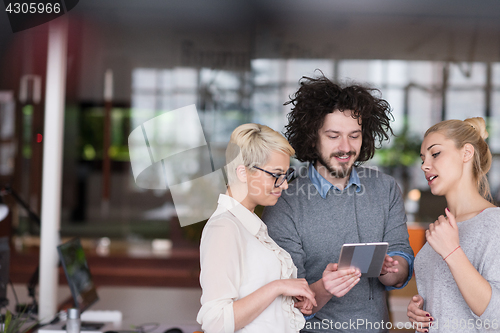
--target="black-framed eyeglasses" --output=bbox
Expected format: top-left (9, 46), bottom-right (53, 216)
top-left (252, 166), bottom-right (295, 188)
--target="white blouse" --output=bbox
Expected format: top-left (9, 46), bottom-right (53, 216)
top-left (197, 194), bottom-right (305, 333)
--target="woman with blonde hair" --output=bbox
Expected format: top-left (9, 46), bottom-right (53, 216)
top-left (407, 117), bottom-right (500, 332)
top-left (197, 123), bottom-right (358, 333)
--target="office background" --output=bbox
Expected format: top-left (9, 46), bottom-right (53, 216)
top-left (0, 0), bottom-right (500, 327)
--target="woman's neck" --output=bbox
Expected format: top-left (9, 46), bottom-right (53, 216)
top-left (226, 187), bottom-right (256, 212)
top-left (445, 186), bottom-right (494, 222)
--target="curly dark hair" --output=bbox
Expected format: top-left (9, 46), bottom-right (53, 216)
top-left (284, 75), bottom-right (394, 164)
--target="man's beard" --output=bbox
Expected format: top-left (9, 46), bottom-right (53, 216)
top-left (316, 150), bottom-right (357, 179)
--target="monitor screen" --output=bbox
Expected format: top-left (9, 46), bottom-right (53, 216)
top-left (57, 238), bottom-right (99, 312)
top-left (0, 237), bottom-right (9, 307)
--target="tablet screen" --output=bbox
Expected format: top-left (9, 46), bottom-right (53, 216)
top-left (338, 242), bottom-right (388, 277)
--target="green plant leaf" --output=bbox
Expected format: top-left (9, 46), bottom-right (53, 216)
top-left (5, 310), bottom-right (12, 332)
top-left (3, 309), bottom-right (39, 333)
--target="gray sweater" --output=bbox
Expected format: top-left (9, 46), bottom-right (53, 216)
top-left (415, 207), bottom-right (500, 332)
top-left (263, 167), bottom-right (413, 333)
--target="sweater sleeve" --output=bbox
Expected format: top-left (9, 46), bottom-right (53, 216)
top-left (262, 196), bottom-right (307, 279)
top-left (383, 176), bottom-right (414, 257)
top-left (473, 215), bottom-right (500, 322)
top-left (382, 176), bottom-right (414, 289)
top-left (476, 284), bottom-right (500, 322)
top-left (197, 217), bottom-right (241, 333)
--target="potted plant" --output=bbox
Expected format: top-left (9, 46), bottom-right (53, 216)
top-left (376, 125), bottom-right (422, 196)
top-left (2, 310), bottom-right (38, 333)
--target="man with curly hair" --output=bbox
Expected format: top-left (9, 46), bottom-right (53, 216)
top-left (262, 75), bottom-right (414, 332)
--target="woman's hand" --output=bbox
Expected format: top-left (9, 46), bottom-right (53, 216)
top-left (294, 296), bottom-right (314, 315)
top-left (233, 278), bottom-right (316, 331)
top-left (426, 208), bottom-right (460, 259)
top-left (407, 294), bottom-right (434, 333)
top-left (275, 278), bottom-right (317, 308)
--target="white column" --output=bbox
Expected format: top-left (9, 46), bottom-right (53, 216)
top-left (39, 18), bottom-right (68, 323)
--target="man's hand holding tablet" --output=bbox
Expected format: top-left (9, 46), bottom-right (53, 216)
top-left (321, 263), bottom-right (361, 297)
top-left (338, 242), bottom-right (389, 278)
top-left (313, 243), bottom-right (389, 308)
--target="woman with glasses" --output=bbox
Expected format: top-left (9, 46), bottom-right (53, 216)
top-left (197, 123), bottom-right (344, 333)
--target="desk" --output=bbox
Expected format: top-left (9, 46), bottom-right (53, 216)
top-left (38, 323), bottom-right (202, 333)
top-left (7, 285), bottom-right (202, 332)
top-left (10, 283), bottom-right (419, 332)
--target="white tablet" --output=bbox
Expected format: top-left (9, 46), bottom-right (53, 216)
top-left (338, 242), bottom-right (388, 277)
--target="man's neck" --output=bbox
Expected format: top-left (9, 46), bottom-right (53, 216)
top-left (314, 162), bottom-right (350, 190)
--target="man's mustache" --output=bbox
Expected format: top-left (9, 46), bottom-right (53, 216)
top-left (330, 151), bottom-right (356, 158)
